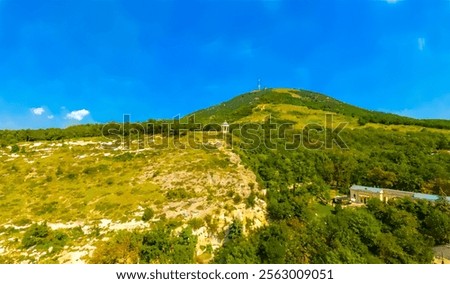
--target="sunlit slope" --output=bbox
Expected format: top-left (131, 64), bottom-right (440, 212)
top-left (188, 88), bottom-right (450, 132)
top-left (0, 136), bottom-right (266, 263)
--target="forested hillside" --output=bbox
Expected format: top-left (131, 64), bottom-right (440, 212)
top-left (211, 123), bottom-right (450, 264)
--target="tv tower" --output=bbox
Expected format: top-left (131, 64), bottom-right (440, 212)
top-left (258, 78), bottom-right (261, 91)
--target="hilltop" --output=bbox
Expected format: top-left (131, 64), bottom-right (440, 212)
top-left (189, 88), bottom-right (450, 131)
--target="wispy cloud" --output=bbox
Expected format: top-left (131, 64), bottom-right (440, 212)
top-left (418, 37), bottom-right (426, 51)
top-left (385, 94), bottom-right (450, 119)
top-left (66, 109), bottom-right (90, 121)
top-left (30, 107), bottom-right (45, 116)
top-left (385, 0), bottom-right (401, 4)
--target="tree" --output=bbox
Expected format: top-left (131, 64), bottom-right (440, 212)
top-left (226, 219), bottom-right (243, 241)
top-left (423, 209), bottom-right (450, 245)
top-left (90, 231), bottom-right (142, 264)
top-left (213, 238), bottom-right (259, 264)
top-left (367, 167), bottom-right (398, 188)
top-left (257, 224), bottom-right (287, 263)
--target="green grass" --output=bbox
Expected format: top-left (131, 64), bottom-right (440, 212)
top-left (236, 103), bottom-right (360, 129)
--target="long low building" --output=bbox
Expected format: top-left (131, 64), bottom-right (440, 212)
top-left (350, 185), bottom-right (450, 204)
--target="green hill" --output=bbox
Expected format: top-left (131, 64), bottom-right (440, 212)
top-left (188, 88), bottom-right (450, 130)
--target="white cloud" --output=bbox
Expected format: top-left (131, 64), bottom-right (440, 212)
top-left (385, 0), bottom-right (400, 4)
top-left (47, 115), bottom-right (54, 120)
top-left (418, 37), bottom-right (426, 51)
top-left (66, 109), bottom-right (90, 121)
top-left (31, 107), bottom-right (45, 116)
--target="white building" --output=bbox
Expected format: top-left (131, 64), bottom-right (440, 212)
top-left (349, 185), bottom-right (450, 204)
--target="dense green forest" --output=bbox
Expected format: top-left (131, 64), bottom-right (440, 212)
top-left (236, 126), bottom-right (450, 195)
top-left (212, 197), bottom-right (450, 264)
top-left (209, 123), bottom-right (450, 264)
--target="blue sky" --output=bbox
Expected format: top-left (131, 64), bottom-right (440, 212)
top-left (0, 0), bottom-right (449, 129)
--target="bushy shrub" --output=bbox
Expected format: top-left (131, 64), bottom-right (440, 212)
top-left (233, 194), bottom-right (242, 204)
top-left (90, 230), bottom-right (142, 264)
top-left (165, 188), bottom-right (193, 200)
top-left (142, 208), bottom-right (155, 222)
top-left (113, 153), bottom-right (134, 162)
top-left (13, 218), bottom-right (32, 226)
top-left (22, 223), bottom-right (50, 248)
top-left (10, 144), bottom-right (20, 153)
top-left (22, 223), bottom-right (68, 252)
top-left (188, 218), bottom-right (204, 230)
top-left (246, 191), bottom-right (256, 208)
top-left (66, 172), bottom-right (77, 180)
top-left (70, 226), bottom-right (85, 240)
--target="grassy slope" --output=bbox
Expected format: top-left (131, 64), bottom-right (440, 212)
top-left (0, 135), bottom-right (266, 263)
top-left (188, 88), bottom-right (450, 132)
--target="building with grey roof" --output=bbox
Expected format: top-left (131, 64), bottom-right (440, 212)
top-left (349, 185), bottom-right (449, 204)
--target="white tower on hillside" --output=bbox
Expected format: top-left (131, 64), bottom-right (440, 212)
top-left (221, 121), bottom-right (229, 134)
top-left (258, 78), bottom-right (261, 91)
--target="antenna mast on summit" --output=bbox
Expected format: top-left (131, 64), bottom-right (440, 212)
top-left (258, 79), bottom-right (261, 91)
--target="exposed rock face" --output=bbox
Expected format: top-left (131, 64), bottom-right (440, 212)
top-left (138, 144), bottom-right (267, 260)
